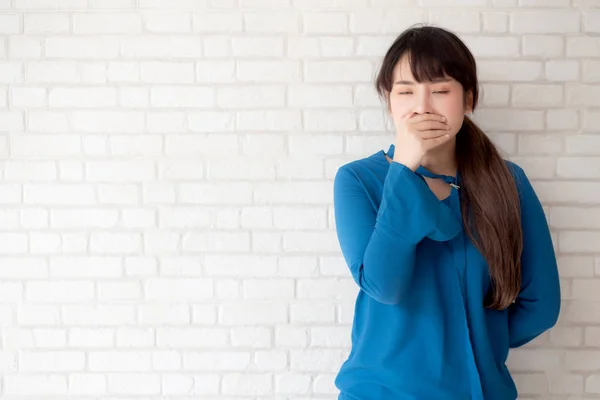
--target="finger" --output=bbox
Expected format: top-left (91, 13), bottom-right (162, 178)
top-left (419, 130), bottom-right (450, 139)
top-left (413, 120), bottom-right (450, 132)
top-left (407, 113), bottom-right (447, 124)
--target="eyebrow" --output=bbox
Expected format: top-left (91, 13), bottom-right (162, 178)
top-left (394, 78), bottom-right (451, 85)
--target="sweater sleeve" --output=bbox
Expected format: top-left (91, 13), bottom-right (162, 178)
top-left (508, 164), bottom-right (561, 348)
top-left (333, 161), bottom-right (462, 305)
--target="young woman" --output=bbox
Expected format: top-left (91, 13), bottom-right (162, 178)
top-left (332, 25), bottom-right (561, 400)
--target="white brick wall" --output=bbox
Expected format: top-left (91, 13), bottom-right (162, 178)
top-left (0, 1), bottom-right (598, 399)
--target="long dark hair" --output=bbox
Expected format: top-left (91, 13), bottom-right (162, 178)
top-left (375, 25), bottom-right (522, 310)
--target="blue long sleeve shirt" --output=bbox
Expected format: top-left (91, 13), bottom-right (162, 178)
top-left (333, 143), bottom-right (561, 400)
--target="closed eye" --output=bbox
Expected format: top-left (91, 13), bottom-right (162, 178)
top-left (434, 90), bottom-right (449, 94)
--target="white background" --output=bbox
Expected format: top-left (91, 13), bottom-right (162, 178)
top-left (0, 0), bottom-right (599, 399)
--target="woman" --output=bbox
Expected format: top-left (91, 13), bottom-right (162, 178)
top-left (332, 25), bottom-right (561, 400)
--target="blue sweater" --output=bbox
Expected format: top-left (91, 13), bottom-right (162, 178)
top-left (333, 143), bottom-right (561, 400)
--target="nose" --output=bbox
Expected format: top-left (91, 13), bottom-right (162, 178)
top-left (413, 92), bottom-right (434, 115)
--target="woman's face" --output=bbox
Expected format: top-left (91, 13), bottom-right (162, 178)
top-left (388, 55), bottom-right (472, 137)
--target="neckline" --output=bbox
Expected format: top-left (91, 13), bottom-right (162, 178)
top-left (381, 143), bottom-right (459, 185)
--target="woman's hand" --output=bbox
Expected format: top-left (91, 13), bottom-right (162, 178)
top-left (392, 113), bottom-right (452, 171)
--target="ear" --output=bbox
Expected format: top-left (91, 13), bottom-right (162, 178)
top-left (464, 90), bottom-right (474, 114)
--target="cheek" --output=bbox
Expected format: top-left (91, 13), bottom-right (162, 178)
top-left (437, 94), bottom-right (466, 130)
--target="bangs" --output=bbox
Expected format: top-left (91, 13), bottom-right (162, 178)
top-left (403, 30), bottom-right (454, 83)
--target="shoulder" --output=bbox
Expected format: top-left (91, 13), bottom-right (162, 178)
top-left (334, 148), bottom-right (387, 185)
top-left (503, 159), bottom-right (539, 205)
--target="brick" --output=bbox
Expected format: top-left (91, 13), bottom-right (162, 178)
top-left (46, 37), bottom-right (119, 59)
top-left (72, 111), bottom-right (144, 133)
top-left (472, 109), bottom-right (544, 131)
top-left (558, 158), bottom-right (600, 179)
top-left (547, 109), bottom-right (579, 130)
top-left (510, 10), bottom-right (579, 33)
top-left (568, 37), bottom-right (600, 57)
top-left (86, 160), bottom-right (155, 182)
top-left (566, 135), bottom-right (600, 155)
top-left (232, 37), bottom-right (284, 57)
top-left (463, 36), bottom-right (519, 57)
top-left (507, 349), bottom-right (562, 372)
top-left (583, 60), bottom-right (600, 82)
top-left (90, 232), bottom-right (142, 254)
top-left (512, 84), bottom-right (563, 106)
top-left (73, 13), bottom-right (142, 33)
top-left (145, 278), bottom-right (214, 301)
top-left (116, 328), bottom-right (154, 347)
top-left (107, 62), bottom-right (139, 82)
top-left (62, 305), bottom-right (136, 326)
top-left (237, 60), bottom-right (301, 82)
top-left (140, 0), bottom-right (208, 6)
top-left (305, 60), bottom-right (372, 82)
top-left (120, 36), bottom-right (202, 58)
top-left (184, 351), bottom-right (251, 371)
top-left (192, 11), bottom-right (242, 32)
top-left (217, 86), bottom-right (284, 108)
top-left (566, 350), bottom-right (600, 370)
top-left (231, 327), bottom-right (272, 348)
top-left (551, 207), bottom-right (600, 230)
top-left (139, 304), bottom-right (190, 325)
top-left (162, 374), bottom-right (193, 395)
top-left (143, 11), bottom-right (191, 32)
top-left (49, 87), bottom-right (116, 108)
top-left (350, 9), bottom-right (426, 33)
top-left (4, 375), bottom-right (67, 395)
top-left (288, 37), bottom-right (353, 58)
top-left (0, 14), bottom-right (21, 34)
top-left (15, 0), bottom-right (87, 8)
top-left (559, 231), bottom-right (600, 253)
top-left (0, 233), bottom-right (27, 254)
top-left (69, 328), bottom-right (114, 347)
top-left (546, 60), bottom-right (579, 81)
top-left (244, 12), bottom-right (300, 33)
top-left (158, 161), bottom-right (205, 181)
top-left (304, 109), bottom-right (357, 131)
top-left (303, 12), bottom-right (347, 33)
top-left (290, 303), bottom-right (335, 323)
top-left (107, 373), bottom-right (161, 394)
top-left (26, 281), bottom-right (94, 303)
top-left (288, 85), bottom-right (353, 108)
top-left (290, 349), bottom-right (346, 372)
top-left (89, 352), bottom-right (151, 371)
top-left (550, 326), bottom-right (583, 347)
top-left (11, 87), bottom-right (46, 108)
top-left (429, 10), bottom-right (480, 33)
top-left (151, 86), bottom-right (213, 107)
top-left (236, 110), bottom-right (301, 131)
top-left (523, 35), bottom-right (564, 57)
top-left (90, 0), bottom-right (135, 8)
top-left (482, 11), bottom-right (508, 32)
top-left (140, 62), bottom-right (194, 83)
top-left (0, 62), bottom-right (23, 83)
top-left (19, 351), bottom-right (85, 372)
top-left (69, 374), bottom-right (107, 395)
top-left (480, 84), bottom-right (510, 106)
top-left (478, 61), bottom-right (542, 81)
top-left (219, 303), bottom-right (287, 325)
top-left (518, 134), bottom-right (563, 155)
top-left (584, 11), bottom-right (600, 32)
top-left (273, 207), bottom-right (328, 229)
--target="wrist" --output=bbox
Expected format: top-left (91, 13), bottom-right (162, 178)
top-left (392, 156), bottom-right (419, 172)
